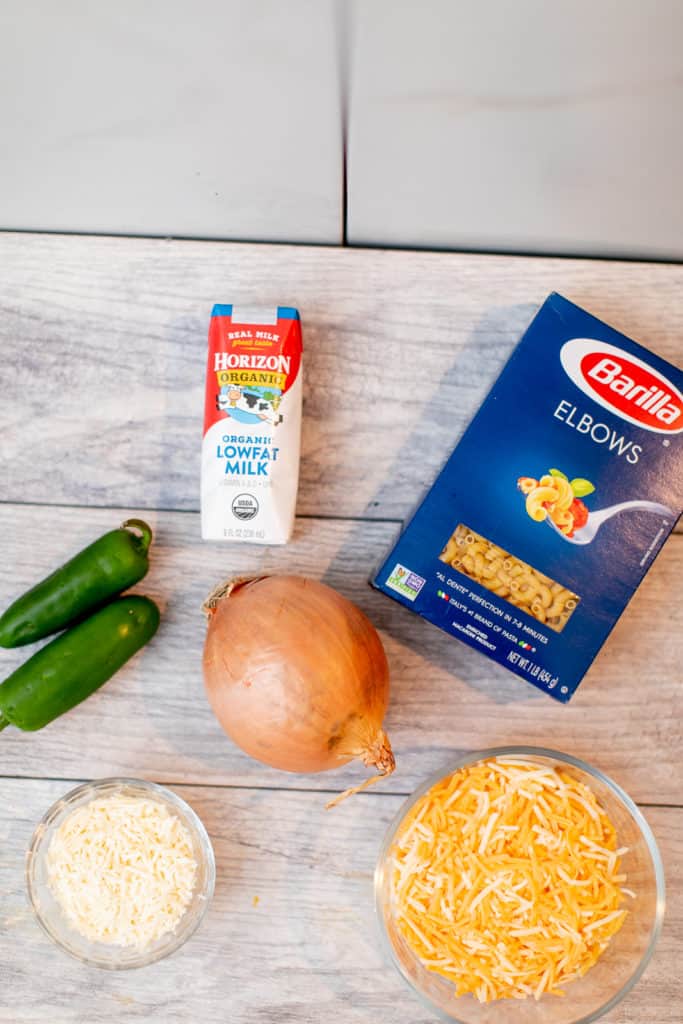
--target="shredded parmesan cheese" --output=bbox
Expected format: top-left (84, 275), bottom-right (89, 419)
top-left (46, 795), bottom-right (198, 948)
top-left (389, 758), bottom-right (632, 1003)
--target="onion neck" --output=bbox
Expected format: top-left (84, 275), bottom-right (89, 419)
top-left (326, 729), bottom-right (395, 809)
top-left (360, 728), bottom-right (395, 776)
top-left (202, 574), bottom-right (267, 617)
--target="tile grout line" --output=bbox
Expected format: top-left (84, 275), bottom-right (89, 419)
top-left (335, 0), bottom-right (350, 247)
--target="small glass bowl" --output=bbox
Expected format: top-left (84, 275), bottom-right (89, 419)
top-left (26, 777), bottom-right (215, 969)
top-left (375, 746), bottom-right (665, 1024)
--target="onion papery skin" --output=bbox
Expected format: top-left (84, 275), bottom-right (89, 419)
top-left (202, 575), bottom-right (394, 779)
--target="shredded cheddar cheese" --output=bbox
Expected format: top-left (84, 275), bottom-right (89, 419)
top-left (390, 758), bottom-right (632, 1003)
top-left (46, 796), bottom-right (197, 948)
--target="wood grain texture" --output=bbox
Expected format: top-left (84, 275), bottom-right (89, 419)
top-left (1, 232), bottom-right (682, 522)
top-left (1, 234), bottom-right (681, 1023)
top-left (0, 504), bottom-right (680, 805)
top-left (0, 779), bottom-right (680, 1024)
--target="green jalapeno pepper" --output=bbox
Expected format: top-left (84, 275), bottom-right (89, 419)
top-left (0, 519), bottom-right (153, 648)
top-left (0, 595), bottom-right (160, 732)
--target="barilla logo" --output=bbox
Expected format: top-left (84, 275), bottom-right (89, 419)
top-left (560, 338), bottom-right (683, 434)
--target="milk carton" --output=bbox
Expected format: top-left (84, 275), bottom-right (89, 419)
top-left (201, 305), bottom-right (303, 544)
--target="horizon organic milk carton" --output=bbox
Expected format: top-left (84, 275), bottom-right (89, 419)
top-left (201, 305), bottom-right (303, 544)
top-left (373, 293), bottom-right (683, 701)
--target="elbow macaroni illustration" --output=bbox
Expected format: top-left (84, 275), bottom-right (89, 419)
top-left (518, 468), bottom-right (594, 538)
top-left (440, 524), bottom-right (579, 632)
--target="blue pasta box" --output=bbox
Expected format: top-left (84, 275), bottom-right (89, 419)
top-left (372, 293), bottom-right (683, 702)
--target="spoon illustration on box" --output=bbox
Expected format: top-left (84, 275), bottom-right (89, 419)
top-left (545, 499), bottom-right (674, 545)
top-left (517, 470), bottom-right (674, 547)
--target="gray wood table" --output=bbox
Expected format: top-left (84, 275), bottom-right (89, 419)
top-left (0, 233), bottom-right (681, 1023)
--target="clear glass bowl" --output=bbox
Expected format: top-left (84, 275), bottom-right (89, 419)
top-left (375, 746), bottom-right (665, 1024)
top-left (26, 777), bottom-right (215, 969)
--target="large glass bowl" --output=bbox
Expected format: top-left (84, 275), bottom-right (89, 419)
top-left (375, 747), bottom-right (665, 1024)
top-left (26, 777), bottom-right (215, 969)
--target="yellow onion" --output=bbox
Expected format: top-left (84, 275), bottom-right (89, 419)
top-left (202, 575), bottom-right (395, 804)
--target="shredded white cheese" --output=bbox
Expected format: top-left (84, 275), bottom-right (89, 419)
top-left (46, 795), bottom-right (198, 948)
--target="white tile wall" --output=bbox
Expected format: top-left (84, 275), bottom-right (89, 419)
top-left (347, 0), bottom-right (683, 258)
top-left (2, 1), bottom-right (682, 257)
top-left (0, 0), bottom-right (343, 242)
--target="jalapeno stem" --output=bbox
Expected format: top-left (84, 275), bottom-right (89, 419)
top-left (121, 519), bottom-right (153, 554)
top-left (0, 714), bottom-right (9, 732)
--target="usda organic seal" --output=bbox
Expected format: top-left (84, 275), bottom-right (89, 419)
top-left (231, 494), bottom-right (259, 521)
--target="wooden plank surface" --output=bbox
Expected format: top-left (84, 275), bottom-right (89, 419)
top-left (0, 504), bottom-right (680, 805)
top-left (1, 779), bottom-right (680, 1024)
top-left (1, 233), bottom-right (681, 1024)
top-left (1, 232), bottom-right (682, 522)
